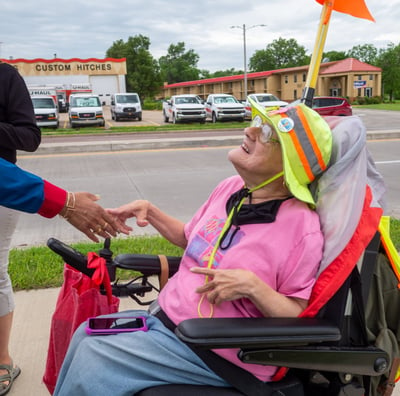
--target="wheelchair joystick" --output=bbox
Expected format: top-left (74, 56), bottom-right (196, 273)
top-left (99, 237), bottom-right (116, 282)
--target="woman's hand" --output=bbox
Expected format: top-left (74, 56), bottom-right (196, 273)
top-left (107, 200), bottom-right (151, 227)
top-left (191, 266), bottom-right (308, 317)
top-left (191, 267), bottom-right (255, 305)
top-left (61, 192), bottom-right (132, 242)
top-left (108, 200), bottom-right (187, 249)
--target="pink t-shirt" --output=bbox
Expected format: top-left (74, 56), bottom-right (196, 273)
top-left (159, 175), bottom-right (323, 381)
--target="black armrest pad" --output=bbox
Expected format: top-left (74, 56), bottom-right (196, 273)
top-left (114, 254), bottom-right (181, 276)
top-left (175, 317), bottom-right (341, 349)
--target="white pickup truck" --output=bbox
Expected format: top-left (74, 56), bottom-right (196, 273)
top-left (204, 94), bottom-right (246, 123)
top-left (162, 94), bottom-right (206, 124)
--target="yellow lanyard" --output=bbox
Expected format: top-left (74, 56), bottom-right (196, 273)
top-left (197, 171), bottom-right (284, 318)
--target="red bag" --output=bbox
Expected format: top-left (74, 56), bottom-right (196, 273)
top-left (43, 253), bottom-right (120, 394)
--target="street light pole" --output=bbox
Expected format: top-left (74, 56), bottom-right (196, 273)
top-left (242, 24), bottom-right (248, 101)
top-left (230, 24), bottom-right (266, 100)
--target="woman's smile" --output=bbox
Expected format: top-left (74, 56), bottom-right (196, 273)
top-left (241, 141), bottom-right (250, 154)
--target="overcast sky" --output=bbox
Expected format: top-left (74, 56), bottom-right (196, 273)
top-left (1, 0), bottom-right (399, 72)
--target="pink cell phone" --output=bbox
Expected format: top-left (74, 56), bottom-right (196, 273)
top-left (85, 316), bottom-right (148, 335)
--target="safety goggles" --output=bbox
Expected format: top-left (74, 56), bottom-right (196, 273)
top-left (250, 115), bottom-right (280, 144)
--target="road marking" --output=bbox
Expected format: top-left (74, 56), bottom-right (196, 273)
top-left (375, 160), bottom-right (400, 165)
top-left (19, 145), bottom-right (235, 159)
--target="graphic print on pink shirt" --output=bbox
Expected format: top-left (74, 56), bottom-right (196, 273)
top-left (185, 215), bottom-right (245, 268)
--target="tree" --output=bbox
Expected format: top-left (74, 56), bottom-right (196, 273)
top-left (377, 42), bottom-right (400, 101)
top-left (159, 42), bottom-right (200, 84)
top-left (346, 44), bottom-right (378, 64)
top-left (322, 50), bottom-right (347, 62)
top-left (249, 38), bottom-right (310, 72)
top-left (106, 35), bottom-right (162, 99)
top-left (209, 68), bottom-right (243, 78)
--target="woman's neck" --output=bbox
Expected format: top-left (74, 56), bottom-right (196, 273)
top-left (246, 180), bottom-right (291, 204)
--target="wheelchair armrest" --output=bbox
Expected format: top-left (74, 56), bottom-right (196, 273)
top-left (176, 317), bottom-right (390, 376)
top-left (175, 317), bottom-right (341, 349)
top-left (113, 254), bottom-right (181, 277)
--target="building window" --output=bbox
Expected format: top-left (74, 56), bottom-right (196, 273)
top-left (358, 75), bottom-right (362, 80)
top-left (293, 74), bottom-right (297, 83)
top-left (294, 89), bottom-right (297, 100)
top-left (303, 73), bottom-right (306, 82)
top-left (357, 88), bottom-right (362, 96)
top-left (369, 74), bottom-right (373, 80)
top-left (284, 75), bottom-right (288, 84)
top-left (365, 87), bottom-right (372, 97)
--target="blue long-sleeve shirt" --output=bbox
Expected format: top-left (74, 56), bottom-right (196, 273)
top-left (0, 157), bottom-right (66, 217)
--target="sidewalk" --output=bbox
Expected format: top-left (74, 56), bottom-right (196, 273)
top-left (9, 288), bottom-right (137, 396)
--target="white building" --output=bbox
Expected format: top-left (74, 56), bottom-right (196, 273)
top-left (3, 57), bottom-right (127, 105)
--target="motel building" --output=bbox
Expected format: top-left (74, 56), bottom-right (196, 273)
top-left (162, 58), bottom-right (382, 102)
top-left (1, 57), bottom-right (127, 106)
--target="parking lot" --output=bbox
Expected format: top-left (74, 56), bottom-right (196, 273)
top-left (58, 106), bottom-right (165, 129)
top-left (57, 106), bottom-right (400, 134)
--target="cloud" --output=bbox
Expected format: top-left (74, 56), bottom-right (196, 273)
top-left (1, 0), bottom-right (397, 72)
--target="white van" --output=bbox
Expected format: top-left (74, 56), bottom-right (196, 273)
top-left (68, 94), bottom-right (105, 128)
top-left (111, 93), bottom-right (142, 121)
top-left (31, 95), bottom-right (59, 129)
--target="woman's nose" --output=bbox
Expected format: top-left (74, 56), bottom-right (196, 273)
top-left (245, 126), bottom-right (261, 140)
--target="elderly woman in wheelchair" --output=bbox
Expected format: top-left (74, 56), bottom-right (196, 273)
top-left (53, 100), bottom-right (333, 396)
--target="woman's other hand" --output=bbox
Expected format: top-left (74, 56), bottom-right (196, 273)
top-left (60, 192), bottom-right (132, 242)
top-left (107, 200), bottom-right (151, 228)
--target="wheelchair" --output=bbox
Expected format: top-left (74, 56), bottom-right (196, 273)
top-left (47, 230), bottom-right (392, 396)
top-left (47, 115), bottom-right (399, 395)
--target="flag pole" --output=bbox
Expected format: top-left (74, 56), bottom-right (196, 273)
top-left (301, 0), bottom-right (334, 107)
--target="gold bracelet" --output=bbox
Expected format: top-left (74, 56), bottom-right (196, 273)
top-left (66, 191), bottom-right (76, 210)
top-left (59, 192), bottom-right (76, 220)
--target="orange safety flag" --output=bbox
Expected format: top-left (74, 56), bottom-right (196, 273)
top-left (315, 0), bottom-right (375, 22)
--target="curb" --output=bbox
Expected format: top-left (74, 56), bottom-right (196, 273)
top-left (20, 135), bottom-right (245, 155)
top-left (18, 130), bottom-right (400, 156)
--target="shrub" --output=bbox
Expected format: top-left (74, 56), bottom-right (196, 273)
top-left (143, 99), bottom-right (163, 110)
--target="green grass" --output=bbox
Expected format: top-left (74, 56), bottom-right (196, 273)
top-left (9, 218), bottom-right (400, 291)
top-left (41, 121), bottom-right (247, 136)
top-left (353, 101), bottom-right (400, 111)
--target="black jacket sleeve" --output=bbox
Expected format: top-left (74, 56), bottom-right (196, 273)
top-left (0, 63), bottom-right (41, 163)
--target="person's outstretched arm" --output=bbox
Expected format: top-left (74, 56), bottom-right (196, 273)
top-left (0, 157), bottom-right (131, 242)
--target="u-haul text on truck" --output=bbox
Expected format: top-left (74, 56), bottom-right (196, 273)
top-left (28, 83), bottom-right (93, 112)
top-left (67, 83), bottom-right (92, 102)
top-left (28, 86), bottom-right (57, 103)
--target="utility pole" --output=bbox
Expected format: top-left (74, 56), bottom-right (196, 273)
top-left (230, 24), bottom-right (266, 99)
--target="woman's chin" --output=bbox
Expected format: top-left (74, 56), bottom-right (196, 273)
top-left (228, 146), bottom-right (246, 163)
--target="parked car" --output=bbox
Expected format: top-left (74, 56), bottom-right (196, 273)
top-left (244, 93), bottom-right (288, 119)
top-left (31, 95), bottom-right (59, 129)
top-left (205, 94), bottom-right (245, 123)
top-left (162, 94), bottom-right (206, 124)
top-left (111, 93), bottom-right (142, 121)
top-left (68, 94), bottom-right (105, 128)
top-left (290, 96), bottom-right (353, 117)
top-left (311, 96), bottom-right (353, 116)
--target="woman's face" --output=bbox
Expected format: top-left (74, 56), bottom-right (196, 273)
top-left (228, 125), bottom-right (284, 188)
